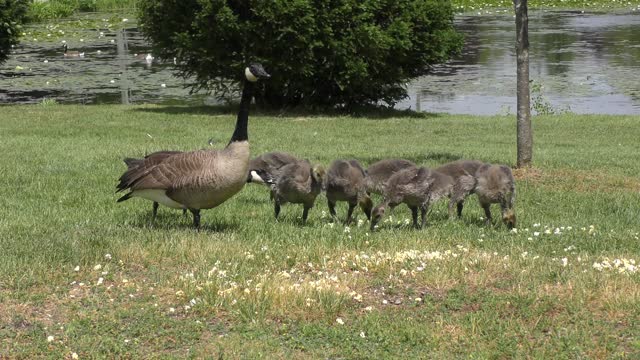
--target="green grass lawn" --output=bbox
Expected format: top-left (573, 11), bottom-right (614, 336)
top-left (1, 105), bottom-right (639, 358)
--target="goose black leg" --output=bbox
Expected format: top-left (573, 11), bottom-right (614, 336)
top-left (274, 200), bottom-right (281, 220)
top-left (410, 206), bottom-right (419, 229)
top-left (152, 202), bottom-right (159, 220)
top-left (190, 209), bottom-right (201, 229)
top-left (457, 202), bottom-right (464, 218)
top-left (420, 204), bottom-right (428, 229)
top-left (482, 203), bottom-right (492, 226)
top-left (182, 208), bottom-right (188, 216)
top-left (346, 202), bottom-right (356, 225)
top-left (328, 200), bottom-right (337, 222)
top-left (302, 206), bottom-right (311, 224)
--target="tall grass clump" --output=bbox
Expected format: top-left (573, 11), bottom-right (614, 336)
top-left (26, 0), bottom-right (137, 22)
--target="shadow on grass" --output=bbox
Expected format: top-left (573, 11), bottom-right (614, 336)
top-left (132, 104), bottom-right (440, 120)
top-left (125, 211), bottom-right (241, 233)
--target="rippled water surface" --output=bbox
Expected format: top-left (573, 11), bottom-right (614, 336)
top-left (2, 11), bottom-right (639, 114)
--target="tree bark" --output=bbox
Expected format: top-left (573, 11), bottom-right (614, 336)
top-left (514, 0), bottom-right (532, 167)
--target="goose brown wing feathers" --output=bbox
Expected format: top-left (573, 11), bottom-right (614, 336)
top-left (117, 150), bottom-right (215, 193)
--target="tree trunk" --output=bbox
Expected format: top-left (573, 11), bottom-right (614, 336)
top-left (514, 0), bottom-right (532, 167)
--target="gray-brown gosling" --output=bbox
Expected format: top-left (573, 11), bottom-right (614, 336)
top-left (435, 160), bottom-right (484, 219)
top-left (273, 160), bottom-right (326, 224)
top-left (364, 159), bottom-right (416, 195)
top-left (116, 63), bottom-right (271, 229)
top-left (122, 150), bottom-right (186, 219)
top-left (474, 163), bottom-right (516, 229)
top-left (247, 151), bottom-right (299, 200)
top-left (370, 167), bottom-right (454, 231)
top-left (325, 159), bottom-right (373, 224)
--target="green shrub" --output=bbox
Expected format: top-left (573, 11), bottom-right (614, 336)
top-left (0, 0), bottom-right (27, 64)
top-left (138, 0), bottom-right (463, 108)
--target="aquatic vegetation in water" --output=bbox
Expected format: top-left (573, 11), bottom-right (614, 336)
top-left (451, 0), bottom-right (640, 12)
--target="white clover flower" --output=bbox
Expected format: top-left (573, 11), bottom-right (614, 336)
top-left (47, 335), bottom-right (54, 342)
top-left (364, 306), bottom-right (373, 312)
top-left (414, 297), bottom-right (422, 302)
top-left (344, 226), bottom-right (350, 233)
top-left (71, 353), bottom-right (79, 359)
top-left (360, 331), bottom-right (366, 338)
top-left (336, 318), bottom-right (344, 325)
top-left (533, 223), bottom-right (540, 227)
top-left (97, 277), bottom-right (104, 285)
top-left (561, 258), bottom-right (568, 267)
top-left (93, 264), bottom-right (102, 271)
top-left (74, 266), bottom-right (80, 272)
top-left (510, 228), bottom-right (518, 234)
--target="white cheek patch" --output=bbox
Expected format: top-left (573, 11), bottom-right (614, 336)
top-left (245, 67), bottom-right (258, 82)
top-left (250, 170), bottom-right (265, 184)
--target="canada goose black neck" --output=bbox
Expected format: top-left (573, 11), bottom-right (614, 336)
top-left (229, 80), bottom-right (255, 144)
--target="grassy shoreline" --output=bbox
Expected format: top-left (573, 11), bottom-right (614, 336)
top-left (24, 0), bottom-right (640, 23)
top-left (1, 105), bottom-right (639, 358)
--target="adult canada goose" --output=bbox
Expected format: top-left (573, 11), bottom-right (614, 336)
top-left (435, 160), bottom-right (484, 219)
top-left (370, 167), bottom-right (454, 231)
top-left (273, 160), bottom-right (325, 224)
top-left (122, 151), bottom-right (187, 219)
top-left (325, 159), bottom-right (373, 224)
top-left (474, 163), bottom-right (516, 229)
top-left (364, 159), bottom-right (416, 195)
top-left (133, 53), bottom-right (154, 63)
top-left (116, 63), bottom-right (271, 228)
top-left (247, 151), bottom-right (299, 200)
top-left (63, 44), bottom-right (84, 57)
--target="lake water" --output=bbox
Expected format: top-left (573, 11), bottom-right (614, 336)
top-left (2, 10), bottom-right (640, 115)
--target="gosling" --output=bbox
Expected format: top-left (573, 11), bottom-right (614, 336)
top-left (435, 160), bottom-right (484, 219)
top-left (247, 151), bottom-right (299, 200)
top-left (370, 167), bottom-right (454, 231)
top-left (325, 159), bottom-right (373, 224)
top-left (273, 160), bottom-right (326, 224)
top-left (364, 159), bottom-right (416, 195)
top-left (474, 163), bottom-right (516, 229)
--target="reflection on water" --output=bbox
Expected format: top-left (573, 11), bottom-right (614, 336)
top-left (400, 10), bottom-right (640, 114)
top-left (1, 11), bottom-right (639, 114)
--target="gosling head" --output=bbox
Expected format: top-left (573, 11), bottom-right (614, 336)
top-left (245, 63), bottom-right (271, 82)
top-left (311, 164), bottom-right (326, 184)
top-left (370, 203), bottom-right (387, 231)
top-left (503, 209), bottom-right (516, 230)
